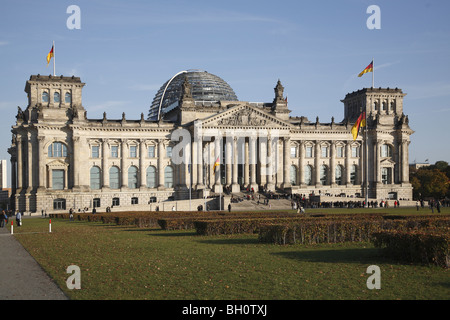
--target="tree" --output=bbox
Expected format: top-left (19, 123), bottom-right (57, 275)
top-left (411, 169), bottom-right (449, 199)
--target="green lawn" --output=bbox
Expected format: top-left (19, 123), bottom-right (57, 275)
top-left (9, 208), bottom-right (450, 300)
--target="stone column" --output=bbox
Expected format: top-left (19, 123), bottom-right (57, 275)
top-left (10, 157), bottom-right (16, 194)
top-left (231, 136), bottom-right (240, 193)
top-left (121, 139), bottom-right (127, 189)
top-left (27, 133), bottom-right (33, 191)
top-left (315, 141), bottom-right (320, 186)
top-left (196, 138), bottom-right (204, 189)
top-left (102, 139), bottom-right (109, 189)
top-left (299, 141), bottom-right (305, 187)
top-left (139, 139), bottom-right (146, 188)
top-left (244, 139), bottom-right (249, 187)
top-left (225, 137), bottom-right (232, 186)
top-left (375, 140), bottom-right (381, 184)
top-left (330, 142), bottom-right (336, 186)
top-left (345, 141), bottom-right (351, 185)
top-left (249, 135), bottom-right (258, 191)
top-left (213, 136), bottom-right (222, 193)
top-left (73, 136), bottom-right (80, 189)
top-left (282, 137), bottom-right (291, 189)
top-left (158, 139), bottom-right (165, 189)
top-left (266, 135), bottom-right (275, 191)
top-left (401, 139), bottom-right (409, 183)
top-left (38, 136), bottom-right (46, 190)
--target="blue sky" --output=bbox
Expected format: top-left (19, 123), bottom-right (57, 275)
top-left (1, 0), bottom-right (449, 185)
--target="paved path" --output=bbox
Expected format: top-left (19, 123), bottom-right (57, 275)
top-left (0, 219), bottom-right (68, 300)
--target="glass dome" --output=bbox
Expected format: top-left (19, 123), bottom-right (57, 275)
top-left (147, 69), bottom-right (238, 120)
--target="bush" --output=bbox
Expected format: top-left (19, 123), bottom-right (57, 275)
top-left (258, 216), bottom-right (450, 245)
top-left (371, 229), bottom-right (449, 268)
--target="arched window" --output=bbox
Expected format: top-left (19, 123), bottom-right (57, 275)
top-left (335, 165), bottom-right (343, 185)
top-left (42, 91), bottom-right (49, 103)
top-left (48, 142), bottom-right (67, 157)
top-left (128, 166), bottom-right (138, 189)
top-left (164, 166), bottom-right (173, 188)
top-left (90, 166), bottom-right (101, 190)
top-left (320, 165), bottom-right (328, 185)
top-left (350, 165), bottom-right (357, 185)
top-left (109, 166), bottom-right (120, 189)
top-left (54, 92), bottom-right (60, 103)
top-left (304, 165), bottom-right (313, 185)
top-left (146, 166), bottom-right (157, 188)
top-left (65, 92), bottom-right (72, 103)
top-left (290, 165), bottom-right (298, 186)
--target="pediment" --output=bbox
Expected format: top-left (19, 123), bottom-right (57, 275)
top-left (47, 159), bottom-right (69, 168)
top-left (380, 158), bottom-right (396, 167)
top-left (200, 104), bottom-right (292, 129)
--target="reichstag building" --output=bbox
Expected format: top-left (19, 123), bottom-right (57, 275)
top-left (9, 70), bottom-right (414, 214)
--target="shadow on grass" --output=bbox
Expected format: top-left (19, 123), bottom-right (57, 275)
top-left (196, 238), bottom-right (260, 245)
top-left (271, 247), bottom-right (392, 265)
top-left (148, 231), bottom-right (198, 237)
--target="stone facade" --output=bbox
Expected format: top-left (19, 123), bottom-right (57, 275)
top-left (9, 74), bottom-right (414, 214)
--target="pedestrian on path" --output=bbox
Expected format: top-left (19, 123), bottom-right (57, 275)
top-left (0, 210), bottom-right (7, 228)
top-left (16, 211), bottom-right (22, 227)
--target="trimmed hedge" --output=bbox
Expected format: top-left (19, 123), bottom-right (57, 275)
top-left (371, 229), bottom-right (449, 268)
top-left (258, 216), bottom-right (450, 245)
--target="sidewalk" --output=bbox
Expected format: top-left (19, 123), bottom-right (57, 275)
top-left (0, 220), bottom-right (68, 300)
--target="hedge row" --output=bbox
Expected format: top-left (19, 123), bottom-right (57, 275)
top-left (158, 212), bottom-right (301, 230)
top-left (371, 229), bottom-right (449, 268)
top-left (257, 216), bottom-right (450, 245)
top-left (192, 213), bottom-right (394, 236)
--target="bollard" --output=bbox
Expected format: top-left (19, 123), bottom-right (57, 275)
top-left (49, 219), bottom-right (52, 233)
top-left (11, 220), bottom-right (13, 235)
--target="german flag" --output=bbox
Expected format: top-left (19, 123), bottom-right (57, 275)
top-left (46, 45), bottom-right (54, 65)
top-left (213, 156), bottom-right (220, 172)
top-left (351, 112), bottom-right (365, 140)
top-left (358, 61), bottom-right (373, 77)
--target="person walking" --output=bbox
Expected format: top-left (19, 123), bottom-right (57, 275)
top-left (16, 211), bottom-right (22, 227)
top-left (0, 210), bottom-right (6, 228)
top-left (416, 200), bottom-right (420, 211)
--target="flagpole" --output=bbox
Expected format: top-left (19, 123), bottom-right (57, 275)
top-left (372, 58), bottom-right (374, 88)
top-left (365, 107), bottom-right (368, 208)
top-left (53, 41), bottom-right (56, 76)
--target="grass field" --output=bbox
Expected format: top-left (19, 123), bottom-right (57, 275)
top-left (8, 207), bottom-right (450, 300)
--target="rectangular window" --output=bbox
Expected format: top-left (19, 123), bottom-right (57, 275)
top-left (93, 198), bottom-right (101, 208)
top-left (131, 197), bottom-right (139, 205)
top-left (112, 197), bottom-right (120, 206)
top-left (290, 146), bottom-right (297, 158)
top-left (148, 146), bottom-right (155, 158)
top-left (321, 146), bottom-right (328, 158)
top-left (166, 146), bottom-right (173, 158)
top-left (52, 169), bottom-right (65, 190)
top-left (92, 146), bottom-right (99, 158)
top-left (352, 146), bottom-right (359, 158)
top-left (336, 146), bottom-right (344, 158)
top-left (129, 145), bottom-right (137, 158)
top-left (111, 146), bottom-right (119, 158)
top-left (306, 146), bottom-right (313, 158)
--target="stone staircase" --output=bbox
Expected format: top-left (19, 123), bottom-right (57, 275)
top-left (227, 192), bottom-right (293, 211)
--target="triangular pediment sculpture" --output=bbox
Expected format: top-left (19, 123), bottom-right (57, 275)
top-left (201, 104), bottom-right (292, 129)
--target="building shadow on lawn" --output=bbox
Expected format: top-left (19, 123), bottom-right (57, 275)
top-left (272, 247), bottom-right (395, 265)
